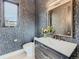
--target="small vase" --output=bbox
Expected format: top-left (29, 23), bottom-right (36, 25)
top-left (44, 34), bottom-right (47, 37)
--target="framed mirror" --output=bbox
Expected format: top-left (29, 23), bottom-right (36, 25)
top-left (47, 0), bottom-right (73, 37)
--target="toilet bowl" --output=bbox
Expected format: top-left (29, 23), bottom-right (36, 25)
top-left (23, 42), bottom-right (35, 57)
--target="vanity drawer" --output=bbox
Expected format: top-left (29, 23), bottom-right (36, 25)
top-left (35, 46), bottom-right (50, 59)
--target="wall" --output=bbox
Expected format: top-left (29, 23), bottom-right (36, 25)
top-left (0, 0), bottom-right (35, 55)
top-left (74, 0), bottom-right (79, 53)
top-left (35, 0), bottom-right (48, 37)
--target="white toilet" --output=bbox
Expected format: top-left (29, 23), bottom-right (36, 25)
top-left (23, 42), bottom-right (35, 58)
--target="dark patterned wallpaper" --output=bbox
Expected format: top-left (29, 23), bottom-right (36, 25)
top-left (74, 0), bottom-right (79, 52)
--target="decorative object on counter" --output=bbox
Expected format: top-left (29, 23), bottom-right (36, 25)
top-left (41, 26), bottom-right (55, 37)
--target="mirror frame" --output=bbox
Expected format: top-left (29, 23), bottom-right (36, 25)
top-left (47, 0), bottom-right (74, 38)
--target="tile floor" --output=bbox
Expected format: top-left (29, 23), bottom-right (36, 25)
top-left (0, 49), bottom-right (35, 59)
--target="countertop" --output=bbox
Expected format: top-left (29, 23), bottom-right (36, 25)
top-left (34, 37), bottom-right (77, 57)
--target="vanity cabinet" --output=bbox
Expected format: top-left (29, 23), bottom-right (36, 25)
top-left (35, 41), bottom-right (68, 59)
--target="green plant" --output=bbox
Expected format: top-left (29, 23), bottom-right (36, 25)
top-left (41, 26), bottom-right (55, 35)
